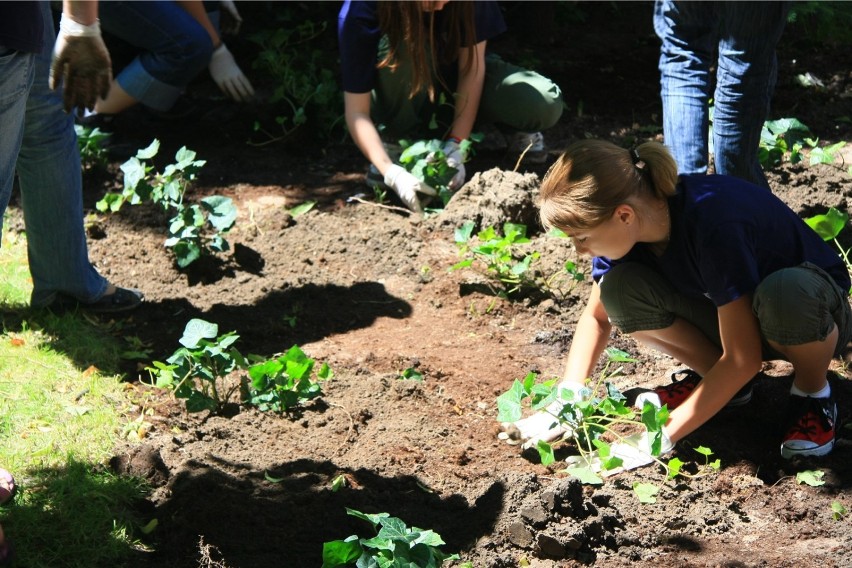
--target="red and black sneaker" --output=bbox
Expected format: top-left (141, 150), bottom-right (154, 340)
top-left (780, 394), bottom-right (837, 458)
top-left (628, 369), bottom-right (754, 410)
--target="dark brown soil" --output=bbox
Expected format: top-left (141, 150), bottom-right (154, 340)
top-left (41, 3), bottom-right (852, 567)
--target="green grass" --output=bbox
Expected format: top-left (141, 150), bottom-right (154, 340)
top-left (0, 216), bottom-right (151, 567)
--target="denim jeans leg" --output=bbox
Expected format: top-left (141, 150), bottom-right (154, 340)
top-left (713, 2), bottom-right (791, 189)
top-left (655, 0), bottom-right (715, 175)
top-left (98, 0), bottom-right (214, 111)
top-left (14, 2), bottom-right (108, 307)
top-left (0, 48), bottom-right (34, 230)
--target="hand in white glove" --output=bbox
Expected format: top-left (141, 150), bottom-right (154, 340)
top-left (565, 429), bottom-right (674, 477)
top-left (49, 15), bottom-right (112, 114)
top-left (209, 44), bottom-right (255, 102)
top-left (498, 381), bottom-right (587, 449)
top-left (384, 164), bottom-right (436, 215)
top-left (441, 139), bottom-right (467, 191)
top-left (219, 1), bottom-right (244, 35)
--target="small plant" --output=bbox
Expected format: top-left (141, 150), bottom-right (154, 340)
top-left (321, 508), bottom-right (460, 568)
top-left (398, 135), bottom-right (481, 208)
top-left (148, 319), bottom-right (246, 414)
top-left (249, 12), bottom-right (342, 144)
top-left (243, 345), bottom-right (332, 413)
top-left (498, 348), bottom-right (718, 485)
top-left (75, 124), bottom-right (111, 170)
top-left (451, 221), bottom-right (586, 299)
top-left (804, 206), bottom-right (852, 293)
top-left (96, 140), bottom-right (237, 268)
top-left (831, 501), bottom-right (847, 521)
top-left (758, 118), bottom-right (846, 169)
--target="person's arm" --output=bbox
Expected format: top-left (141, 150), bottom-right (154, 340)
top-left (63, 0), bottom-right (98, 25)
top-left (561, 281), bottom-right (613, 385)
top-left (664, 295), bottom-right (763, 442)
top-left (446, 40), bottom-right (487, 141)
top-left (344, 91), bottom-right (395, 176)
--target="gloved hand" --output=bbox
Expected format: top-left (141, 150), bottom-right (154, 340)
top-left (565, 429), bottom-right (674, 477)
top-left (219, 0), bottom-right (243, 35)
top-left (49, 14), bottom-right (112, 114)
top-left (209, 44), bottom-right (255, 102)
top-left (498, 381), bottom-right (587, 449)
top-left (441, 139), bottom-right (466, 191)
top-left (384, 164), bottom-right (436, 215)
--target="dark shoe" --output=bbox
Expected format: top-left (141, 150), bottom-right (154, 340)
top-left (627, 369), bottom-right (754, 410)
top-left (50, 287), bottom-right (144, 314)
top-left (780, 393), bottom-right (837, 458)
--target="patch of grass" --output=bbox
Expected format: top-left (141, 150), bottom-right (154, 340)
top-left (0, 218), bottom-right (149, 567)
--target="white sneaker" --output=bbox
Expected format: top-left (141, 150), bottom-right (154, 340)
top-left (509, 131), bottom-right (548, 164)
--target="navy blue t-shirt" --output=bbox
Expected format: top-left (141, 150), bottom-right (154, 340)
top-left (338, 0), bottom-right (507, 94)
top-left (0, 1), bottom-right (43, 54)
top-left (592, 175), bottom-right (851, 306)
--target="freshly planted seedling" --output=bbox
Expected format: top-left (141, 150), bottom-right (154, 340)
top-left (804, 206), bottom-right (852, 293)
top-left (757, 118), bottom-right (845, 169)
top-left (75, 124), bottom-right (111, 171)
top-left (398, 134), bottom-right (482, 209)
top-left (321, 508), bottom-right (460, 568)
top-left (243, 345), bottom-right (332, 413)
top-left (498, 348), bottom-right (716, 485)
top-left (451, 221), bottom-right (586, 299)
top-left (147, 319), bottom-right (246, 414)
top-left (96, 140), bottom-right (237, 268)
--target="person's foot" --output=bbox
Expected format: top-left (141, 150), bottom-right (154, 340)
top-left (48, 285), bottom-right (144, 314)
top-left (780, 393), bottom-right (837, 458)
top-left (509, 131), bottom-right (548, 164)
top-left (627, 369), bottom-right (755, 410)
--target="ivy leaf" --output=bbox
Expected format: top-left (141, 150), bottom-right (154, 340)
top-left (633, 482), bottom-right (659, 504)
top-left (179, 319), bottom-right (219, 348)
top-left (566, 466), bottom-right (603, 485)
top-left (796, 470), bottom-right (826, 487)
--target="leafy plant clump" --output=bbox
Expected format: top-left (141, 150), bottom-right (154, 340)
top-left (250, 11), bottom-right (342, 144)
top-left (758, 118), bottom-right (846, 169)
top-left (450, 221), bottom-right (586, 299)
top-left (76, 124), bottom-right (112, 170)
top-left (804, 206), bottom-right (852, 293)
top-left (148, 319), bottom-right (331, 415)
top-left (398, 135), bottom-right (482, 208)
top-left (497, 348), bottom-right (719, 485)
top-left (96, 140), bottom-right (237, 268)
top-left (321, 508), bottom-right (460, 568)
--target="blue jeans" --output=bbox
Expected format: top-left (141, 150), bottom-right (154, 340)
top-left (0, 1), bottom-right (108, 307)
top-left (98, 1), bottom-right (214, 111)
top-left (654, 1), bottom-right (791, 188)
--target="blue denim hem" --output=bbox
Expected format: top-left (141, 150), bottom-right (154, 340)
top-left (117, 59), bottom-right (183, 112)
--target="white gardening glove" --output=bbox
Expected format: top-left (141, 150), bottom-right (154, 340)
top-left (50, 14), bottom-right (112, 114)
top-left (209, 44), bottom-right (255, 102)
top-left (565, 429), bottom-right (674, 477)
top-left (498, 381), bottom-right (587, 449)
top-left (219, 0), bottom-right (243, 35)
top-left (441, 139), bottom-right (466, 191)
top-left (383, 164), bottom-right (437, 215)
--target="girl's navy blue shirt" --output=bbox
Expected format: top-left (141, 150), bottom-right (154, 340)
top-left (592, 174), bottom-right (851, 305)
top-left (0, 1), bottom-right (43, 53)
top-left (337, 0), bottom-right (506, 94)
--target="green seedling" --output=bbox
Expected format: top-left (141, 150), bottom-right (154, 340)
top-left (498, 348), bottom-right (717, 485)
top-left (796, 470), bottom-right (826, 487)
top-left (758, 118), bottom-right (845, 169)
top-left (321, 508), bottom-right (460, 568)
top-left (250, 13), bottom-right (342, 144)
top-left (831, 501), bottom-right (847, 521)
top-left (243, 345), bottom-right (332, 413)
top-left (96, 140), bottom-right (237, 268)
top-left (147, 319), bottom-right (247, 414)
top-left (451, 221), bottom-right (586, 299)
top-left (398, 134), bottom-right (482, 209)
top-left (804, 206), bottom-right (852, 293)
top-left (399, 367), bottom-right (423, 381)
top-left (75, 124), bottom-right (111, 170)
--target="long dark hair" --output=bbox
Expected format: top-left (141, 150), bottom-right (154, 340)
top-left (377, 1), bottom-right (477, 100)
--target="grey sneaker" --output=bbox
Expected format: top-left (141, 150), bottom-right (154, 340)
top-left (510, 131), bottom-right (548, 164)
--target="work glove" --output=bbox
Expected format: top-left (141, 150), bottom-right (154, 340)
top-left (219, 0), bottom-right (243, 35)
top-left (209, 44), bottom-right (255, 102)
top-left (384, 164), bottom-right (437, 215)
top-left (565, 429), bottom-right (674, 477)
top-left (49, 14), bottom-right (112, 114)
top-left (441, 139), bottom-right (466, 191)
top-left (498, 381), bottom-right (587, 449)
